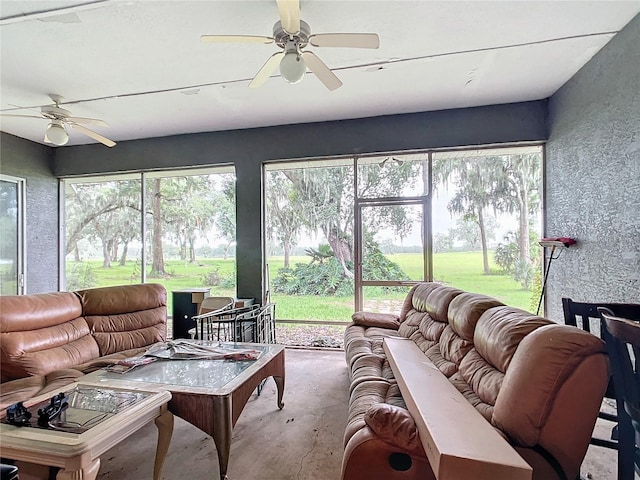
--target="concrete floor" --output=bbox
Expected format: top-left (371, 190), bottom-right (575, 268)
top-left (93, 347), bottom-right (622, 480)
top-left (96, 348), bottom-right (350, 480)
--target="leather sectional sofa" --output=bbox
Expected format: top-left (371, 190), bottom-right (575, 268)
top-left (0, 283), bottom-right (167, 410)
top-left (342, 282), bottom-right (609, 480)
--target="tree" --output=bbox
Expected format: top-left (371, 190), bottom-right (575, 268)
top-left (498, 153), bottom-right (541, 265)
top-left (280, 160), bottom-right (419, 279)
top-left (65, 180), bottom-right (140, 268)
top-left (433, 157), bottom-right (505, 274)
top-left (266, 172), bottom-right (305, 268)
top-left (149, 178), bottom-right (166, 276)
top-left (213, 176), bottom-right (237, 260)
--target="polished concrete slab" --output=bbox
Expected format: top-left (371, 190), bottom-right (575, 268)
top-left (94, 347), bottom-right (618, 480)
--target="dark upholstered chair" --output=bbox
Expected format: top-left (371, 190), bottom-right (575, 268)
top-left (599, 308), bottom-right (640, 480)
top-left (562, 298), bottom-right (640, 479)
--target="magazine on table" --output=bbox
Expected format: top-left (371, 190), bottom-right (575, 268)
top-left (104, 356), bottom-right (157, 374)
top-left (143, 339), bottom-right (261, 361)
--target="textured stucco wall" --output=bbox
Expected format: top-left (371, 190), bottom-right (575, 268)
top-left (545, 14), bottom-right (640, 321)
top-left (0, 133), bottom-right (58, 294)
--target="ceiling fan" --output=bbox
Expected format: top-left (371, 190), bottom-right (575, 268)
top-left (201, 0), bottom-right (379, 90)
top-left (0, 94), bottom-right (116, 147)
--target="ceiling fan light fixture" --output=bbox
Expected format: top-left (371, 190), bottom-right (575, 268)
top-left (280, 51), bottom-right (306, 84)
top-left (46, 121), bottom-right (69, 146)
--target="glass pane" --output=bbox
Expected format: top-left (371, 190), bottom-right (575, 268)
top-left (143, 173), bottom-right (237, 314)
top-left (357, 153), bottom-right (428, 198)
top-left (431, 147), bottom-right (543, 311)
top-left (361, 204), bottom-right (424, 281)
top-left (265, 164), bottom-right (355, 323)
top-left (0, 180), bottom-right (19, 295)
top-left (64, 177), bottom-right (142, 291)
top-left (361, 285), bottom-right (411, 314)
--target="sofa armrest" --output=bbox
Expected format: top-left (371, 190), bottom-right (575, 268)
top-left (364, 403), bottom-right (424, 456)
top-left (352, 311), bottom-right (400, 329)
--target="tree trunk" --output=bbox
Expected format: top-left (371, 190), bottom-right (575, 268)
top-left (119, 241), bottom-right (128, 266)
top-left (111, 240), bottom-right (118, 262)
top-left (150, 178), bottom-right (166, 276)
top-left (326, 226), bottom-right (354, 279)
top-left (189, 237), bottom-right (196, 263)
top-left (74, 245), bottom-right (81, 262)
top-left (102, 240), bottom-right (111, 268)
top-left (518, 186), bottom-right (530, 264)
top-left (478, 207), bottom-right (490, 275)
top-left (283, 241), bottom-right (291, 269)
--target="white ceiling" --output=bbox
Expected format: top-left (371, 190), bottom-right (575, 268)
top-left (1, 1), bottom-right (638, 147)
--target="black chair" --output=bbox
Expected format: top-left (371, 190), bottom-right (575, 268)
top-left (599, 308), bottom-right (640, 480)
top-left (0, 463), bottom-right (18, 480)
top-left (562, 298), bottom-right (640, 479)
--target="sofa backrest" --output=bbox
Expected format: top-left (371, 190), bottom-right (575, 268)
top-left (398, 284), bottom-right (463, 352)
top-left (0, 292), bottom-right (100, 381)
top-left (435, 292), bottom-right (505, 377)
top-left (449, 306), bottom-right (552, 421)
top-left (75, 283), bottom-right (167, 356)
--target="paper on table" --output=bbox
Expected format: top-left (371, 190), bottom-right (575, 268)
top-left (144, 339), bottom-right (261, 361)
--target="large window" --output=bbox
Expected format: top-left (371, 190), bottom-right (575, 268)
top-left (431, 146), bottom-right (543, 310)
top-left (0, 175), bottom-right (25, 295)
top-left (264, 145), bottom-right (544, 331)
top-left (62, 167), bottom-right (236, 312)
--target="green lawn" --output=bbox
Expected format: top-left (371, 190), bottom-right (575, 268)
top-left (67, 251), bottom-right (538, 322)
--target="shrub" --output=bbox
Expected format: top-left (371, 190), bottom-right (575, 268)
top-left (201, 267), bottom-right (222, 287)
top-left (66, 262), bottom-right (97, 290)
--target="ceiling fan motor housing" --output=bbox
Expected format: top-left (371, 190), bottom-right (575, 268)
top-left (41, 105), bottom-right (71, 120)
top-left (273, 20), bottom-right (311, 49)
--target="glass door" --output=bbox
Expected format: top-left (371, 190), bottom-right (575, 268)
top-left (354, 154), bottom-right (431, 312)
top-left (0, 175), bottom-right (25, 295)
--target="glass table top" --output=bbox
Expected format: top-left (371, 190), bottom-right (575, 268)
top-left (3, 385), bottom-right (150, 434)
top-left (99, 342), bottom-right (282, 390)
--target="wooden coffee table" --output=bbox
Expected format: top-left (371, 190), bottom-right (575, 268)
top-left (82, 341), bottom-right (285, 480)
top-left (0, 383), bottom-right (173, 480)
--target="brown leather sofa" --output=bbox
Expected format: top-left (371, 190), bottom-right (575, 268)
top-left (0, 283), bottom-right (167, 409)
top-left (343, 282), bottom-right (609, 480)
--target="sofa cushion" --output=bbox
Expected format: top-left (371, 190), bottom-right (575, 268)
top-left (399, 285), bottom-right (463, 357)
top-left (455, 306), bottom-right (551, 420)
top-left (0, 369), bottom-right (85, 410)
top-left (345, 379), bottom-right (406, 446)
top-left (492, 324), bottom-right (606, 446)
top-left (76, 284), bottom-right (167, 356)
top-left (0, 292), bottom-right (100, 381)
top-left (364, 403), bottom-right (424, 456)
top-left (352, 311), bottom-right (400, 329)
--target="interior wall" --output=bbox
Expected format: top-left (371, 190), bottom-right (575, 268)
top-left (54, 101), bottom-right (546, 302)
top-left (545, 14), bottom-right (640, 321)
top-left (0, 133), bottom-right (58, 294)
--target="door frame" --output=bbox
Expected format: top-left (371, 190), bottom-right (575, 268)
top-left (0, 174), bottom-right (26, 295)
top-left (353, 154), bottom-right (432, 312)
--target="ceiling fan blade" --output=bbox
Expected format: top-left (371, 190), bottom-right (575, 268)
top-left (249, 52), bottom-right (285, 89)
top-left (201, 35), bottom-right (274, 44)
top-left (309, 33), bottom-right (380, 49)
top-left (71, 123), bottom-right (116, 147)
top-left (276, 0), bottom-right (300, 34)
top-left (301, 51), bottom-right (343, 91)
top-left (0, 113), bottom-right (45, 120)
top-left (67, 116), bottom-right (109, 127)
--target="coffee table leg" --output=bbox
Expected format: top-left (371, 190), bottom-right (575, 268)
top-left (212, 395), bottom-right (232, 480)
top-left (274, 375), bottom-right (285, 410)
top-left (154, 406), bottom-right (174, 480)
top-left (56, 458), bottom-right (100, 480)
